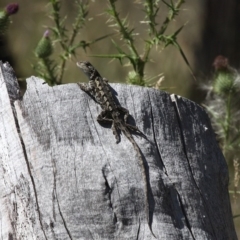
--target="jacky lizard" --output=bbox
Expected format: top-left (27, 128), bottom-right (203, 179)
top-left (77, 61), bottom-right (156, 238)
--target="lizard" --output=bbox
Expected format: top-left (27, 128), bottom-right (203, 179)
top-left (76, 61), bottom-right (156, 238)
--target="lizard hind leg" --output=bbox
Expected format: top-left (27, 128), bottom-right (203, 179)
top-left (97, 110), bottom-right (112, 123)
top-left (117, 106), bottom-right (130, 123)
top-left (111, 122), bottom-right (120, 143)
top-left (97, 110), bottom-right (120, 143)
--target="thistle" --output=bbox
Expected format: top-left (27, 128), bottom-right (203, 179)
top-left (212, 55), bottom-right (236, 95)
top-left (0, 3), bottom-right (19, 35)
top-left (35, 30), bottom-right (53, 59)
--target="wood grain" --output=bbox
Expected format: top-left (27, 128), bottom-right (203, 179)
top-left (0, 62), bottom-right (237, 239)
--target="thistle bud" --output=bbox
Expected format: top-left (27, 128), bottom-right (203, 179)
top-left (35, 30), bottom-right (53, 59)
top-left (5, 3), bottom-right (19, 16)
top-left (212, 55), bottom-right (236, 95)
top-left (0, 3), bottom-right (19, 35)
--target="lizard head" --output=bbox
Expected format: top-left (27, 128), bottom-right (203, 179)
top-left (76, 61), bottom-right (101, 81)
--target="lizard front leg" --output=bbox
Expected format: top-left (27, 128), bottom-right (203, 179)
top-left (77, 80), bottom-right (95, 93)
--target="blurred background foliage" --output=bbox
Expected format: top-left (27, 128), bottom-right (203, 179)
top-left (0, 0), bottom-right (204, 96)
top-left (0, 0), bottom-right (240, 237)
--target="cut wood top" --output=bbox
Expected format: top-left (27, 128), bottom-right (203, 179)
top-left (0, 62), bottom-right (237, 240)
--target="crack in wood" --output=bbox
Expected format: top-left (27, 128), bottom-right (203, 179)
top-left (12, 98), bottom-right (48, 240)
top-left (170, 94), bottom-right (218, 239)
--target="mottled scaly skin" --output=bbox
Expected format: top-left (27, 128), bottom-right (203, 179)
top-left (77, 61), bottom-right (156, 238)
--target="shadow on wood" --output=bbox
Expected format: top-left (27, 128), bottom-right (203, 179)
top-left (0, 62), bottom-right (237, 239)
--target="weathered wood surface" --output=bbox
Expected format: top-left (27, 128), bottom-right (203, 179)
top-left (0, 62), bottom-right (237, 240)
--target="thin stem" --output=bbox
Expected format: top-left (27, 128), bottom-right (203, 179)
top-left (159, 0), bottom-right (185, 35)
top-left (223, 93), bottom-right (232, 156)
top-left (57, 1), bottom-right (88, 83)
top-left (108, 0), bottom-right (139, 58)
top-left (58, 58), bottom-right (67, 84)
top-left (69, 2), bottom-right (87, 46)
top-left (50, 0), bottom-right (67, 50)
top-left (144, 0), bottom-right (159, 35)
top-left (42, 58), bottom-right (56, 86)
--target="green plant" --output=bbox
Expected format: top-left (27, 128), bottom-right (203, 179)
top-left (0, 3), bottom-right (19, 35)
top-left (33, 0), bottom-right (194, 87)
top-left (34, 0), bottom-right (110, 86)
top-left (204, 55), bottom-right (240, 200)
top-left (92, 0), bottom-right (193, 86)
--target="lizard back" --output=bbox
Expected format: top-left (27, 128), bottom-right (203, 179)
top-left (77, 61), bottom-right (117, 112)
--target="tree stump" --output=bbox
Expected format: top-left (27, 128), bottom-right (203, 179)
top-left (0, 62), bottom-right (237, 239)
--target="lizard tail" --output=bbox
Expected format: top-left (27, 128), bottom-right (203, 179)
top-left (122, 128), bottom-right (156, 238)
top-left (135, 144), bottom-right (157, 239)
